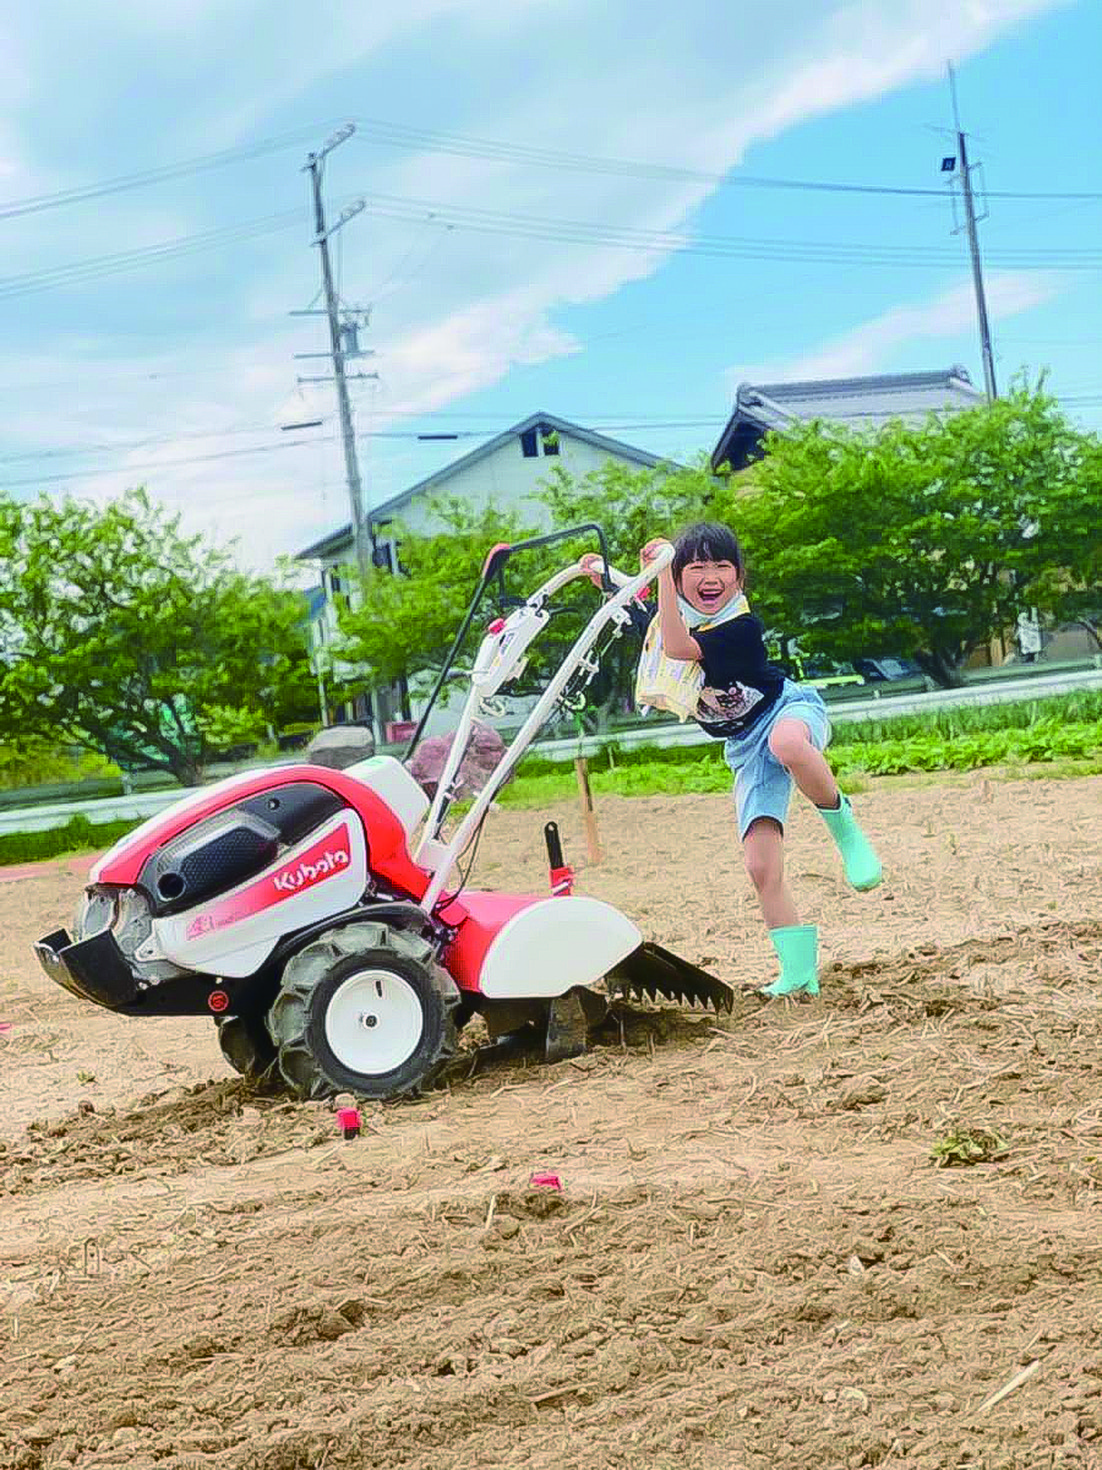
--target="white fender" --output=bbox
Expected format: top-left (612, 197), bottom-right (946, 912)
top-left (478, 896), bottom-right (642, 999)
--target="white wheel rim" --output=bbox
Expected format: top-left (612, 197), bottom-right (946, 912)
top-left (324, 968), bottom-right (425, 1076)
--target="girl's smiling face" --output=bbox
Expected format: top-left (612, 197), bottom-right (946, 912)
top-left (678, 558), bottom-right (742, 615)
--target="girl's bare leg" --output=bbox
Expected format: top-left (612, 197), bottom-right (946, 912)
top-left (767, 719), bottom-right (838, 808)
top-left (743, 817), bottom-right (799, 930)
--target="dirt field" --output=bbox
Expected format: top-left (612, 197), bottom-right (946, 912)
top-left (3, 771), bottom-right (1102, 1470)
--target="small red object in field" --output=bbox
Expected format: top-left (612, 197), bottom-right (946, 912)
top-left (529, 1172), bottom-right (562, 1190)
top-left (336, 1107), bottom-right (361, 1140)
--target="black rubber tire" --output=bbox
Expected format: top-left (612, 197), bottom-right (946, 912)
top-left (266, 923), bottom-right (460, 1102)
top-left (216, 1012), bottom-right (279, 1086)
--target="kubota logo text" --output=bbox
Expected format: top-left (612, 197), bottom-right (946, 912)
top-left (181, 820), bottom-right (357, 942)
top-left (273, 847), bottom-right (350, 893)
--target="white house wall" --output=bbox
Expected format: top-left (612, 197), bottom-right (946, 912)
top-left (308, 424), bottom-right (659, 737)
top-left (381, 429), bottom-right (634, 539)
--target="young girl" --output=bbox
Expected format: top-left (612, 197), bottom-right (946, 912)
top-left (601, 522), bottom-right (882, 998)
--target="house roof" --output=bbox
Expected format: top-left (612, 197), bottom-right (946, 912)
top-left (296, 411), bottom-right (666, 562)
top-left (711, 366), bottom-right (985, 471)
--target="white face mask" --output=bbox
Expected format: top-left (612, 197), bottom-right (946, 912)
top-left (677, 591), bottom-right (748, 629)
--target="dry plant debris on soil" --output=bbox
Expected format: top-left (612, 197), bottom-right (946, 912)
top-left (2, 771), bottom-right (1102, 1469)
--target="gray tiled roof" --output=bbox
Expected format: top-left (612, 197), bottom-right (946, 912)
top-left (712, 366), bottom-right (985, 470)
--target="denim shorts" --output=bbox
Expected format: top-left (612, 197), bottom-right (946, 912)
top-left (722, 681), bottom-right (832, 839)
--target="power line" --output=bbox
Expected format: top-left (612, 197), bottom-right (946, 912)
top-left (0, 121), bottom-right (344, 221)
top-left (6, 393), bottom-right (1099, 490)
top-left (2, 112), bottom-right (1099, 235)
top-left (0, 419), bottom-right (313, 466)
top-left (0, 210), bottom-right (306, 302)
top-left (2, 188), bottom-right (1100, 309)
top-left (0, 434), bottom-right (334, 490)
top-left (351, 115), bottom-right (1102, 203)
top-left (353, 190), bottom-right (1102, 270)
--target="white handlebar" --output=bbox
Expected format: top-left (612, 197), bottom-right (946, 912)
top-left (414, 540), bottom-right (674, 906)
top-left (580, 542), bottom-right (673, 591)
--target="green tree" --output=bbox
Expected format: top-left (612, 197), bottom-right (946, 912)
top-left (538, 457), bottom-right (718, 723)
top-left (337, 462), bottom-right (713, 732)
top-left (539, 456), bottom-right (717, 570)
top-left (0, 489), bottom-right (315, 784)
top-left (338, 463), bottom-right (719, 733)
top-left (721, 384), bottom-right (1099, 686)
top-left (1026, 430), bottom-right (1102, 650)
top-left (337, 496), bottom-right (540, 693)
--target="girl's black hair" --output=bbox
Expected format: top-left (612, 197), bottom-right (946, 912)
top-left (671, 521), bottom-right (745, 583)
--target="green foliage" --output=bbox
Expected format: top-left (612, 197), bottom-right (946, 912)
top-left (1022, 429), bottom-right (1102, 645)
top-left (337, 459), bottom-right (721, 726)
top-left (195, 705), bottom-right (267, 751)
top-left (827, 689), bottom-right (1102, 746)
top-left (830, 719), bottom-right (1102, 775)
top-left (0, 489), bottom-right (315, 784)
top-left (0, 741), bottom-right (120, 792)
top-left (338, 497), bottom-right (541, 688)
top-left (930, 1127), bottom-right (1008, 1168)
top-left (499, 716), bottom-right (1102, 806)
top-left (539, 456), bottom-right (716, 568)
top-left (716, 381), bottom-right (1101, 687)
top-left (516, 690), bottom-right (1102, 778)
top-left (0, 815), bottom-right (136, 866)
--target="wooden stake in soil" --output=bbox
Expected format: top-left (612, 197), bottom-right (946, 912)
top-left (574, 756), bottom-right (602, 865)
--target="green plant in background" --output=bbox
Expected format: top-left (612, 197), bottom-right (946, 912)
top-left (338, 497), bottom-right (541, 692)
top-left (828, 690), bottom-right (1102, 746)
top-left (195, 705), bottom-right (268, 752)
top-left (717, 380), bottom-right (1101, 688)
top-left (0, 489), bottom-right (316, 786)
top-left (0, 815), bottom-right (138, 867)
top-left (931, 1126), bottom-right (1009, 1168)
top-left (0, 740), bottom-right (121, 792)
top-left (498, 719), bottom-right (1102, 807)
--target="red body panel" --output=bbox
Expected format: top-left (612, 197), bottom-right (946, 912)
top-left (97, 765), bottom-right (430, 900)
top-left (440, 891), bottom-right (539, 992)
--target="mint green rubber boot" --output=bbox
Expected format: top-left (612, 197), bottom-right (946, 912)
top-left (760, 924), bottom-right (819, 998)
top-left (818, 795), bottom-right (882, 891)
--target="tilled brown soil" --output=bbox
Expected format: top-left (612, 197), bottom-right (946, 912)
top-left (2, 772), bottom-right (1102, 1470)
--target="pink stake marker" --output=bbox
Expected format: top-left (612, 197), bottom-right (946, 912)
top-left (336, 1107), bottom-right (361, 1141)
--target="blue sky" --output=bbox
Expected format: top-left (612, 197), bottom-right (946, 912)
top-left (1, 0), bottom-right (1098, 569)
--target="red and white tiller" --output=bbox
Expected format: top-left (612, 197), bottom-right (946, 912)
top-left (35, 527), bottom-right (733, 1100)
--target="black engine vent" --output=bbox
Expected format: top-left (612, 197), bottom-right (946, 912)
top-left (140, 812), bottom-right (281, 914)
top-left (236, 782), bottom-right (345, 847)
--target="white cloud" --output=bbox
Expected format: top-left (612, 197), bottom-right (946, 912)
top-left (0, 0), bottom-right (1071, 568)
top-left (729, 269), bottom-right (1068, 384)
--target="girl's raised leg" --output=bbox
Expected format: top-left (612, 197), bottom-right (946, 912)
top-left (768, 719), bottom-right (882, 891)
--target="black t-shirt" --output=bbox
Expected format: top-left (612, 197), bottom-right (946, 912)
top-left (627, 603), bottom-right (784, 738)
top-left (693, 615), bottom-right (786, 738)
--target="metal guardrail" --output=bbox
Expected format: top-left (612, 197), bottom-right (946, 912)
top-left (1, 665), bottom-right (1100, 838)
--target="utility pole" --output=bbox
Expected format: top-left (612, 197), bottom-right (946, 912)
top-left (300, 124), bottom-right (382, 733)
top-left (302, 123), bottom-right (372, 581)
top-left (947, 63), bottom-right (997, 402)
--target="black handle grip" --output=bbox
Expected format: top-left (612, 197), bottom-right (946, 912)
top-left (544, 821), bottom-right (565, 870)
top-left (482, 523), bottom-right (614, 593)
